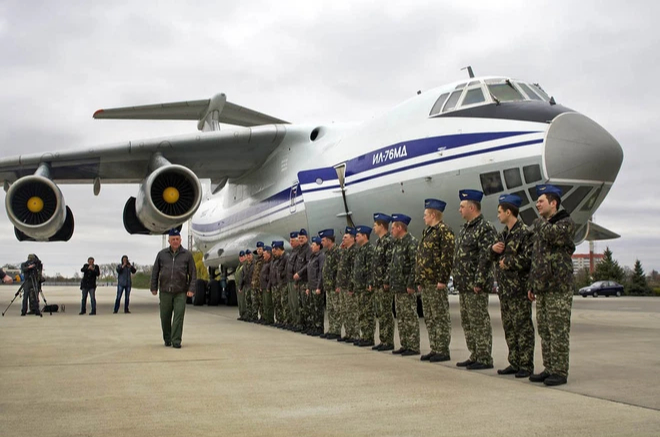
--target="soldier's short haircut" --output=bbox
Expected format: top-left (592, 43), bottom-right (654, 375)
top-left (393, 222), bottom-right (408, 232)
top-left (499, 203), bottom-right (519, 218)
top-left (467, 200), bottom-right (481, 211)
top-left (375, 220), bottom-right (389, 229)
top-left (543, 193), bottom-right (562, 209)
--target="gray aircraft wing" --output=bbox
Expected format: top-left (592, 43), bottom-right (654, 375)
top-left (585, 220), bottom-right (620, 241)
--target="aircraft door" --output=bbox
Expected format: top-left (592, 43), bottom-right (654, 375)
top-left (289, 182), bottom-right (298, 214)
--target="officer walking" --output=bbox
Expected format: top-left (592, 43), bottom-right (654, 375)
top-left (454, 189), bottom-right (497, 370)
top-left (318, 229), bottom-right (341, 340)
top-left (491, 194), bottom-right (535, 378)
top-left (528, 184), bottom-right (576, 386)
top-left (336, 227), bottom-right (358, 342)
top-left (353, 225), bottom-right (375, 347)
top-left (416, 199), bottom-right (455, 363)
top-left (371, 213), bottom-right (394, 351)
top-left (390, 214), bottom-right (420, 356)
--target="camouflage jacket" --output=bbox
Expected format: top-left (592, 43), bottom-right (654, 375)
top-left (307, 251), bottom-right (325, 291)
top-left (389, 233), bottom-right (418, 292)
top-left (372, 233), bottom-right (394, 288)
top-left (286, 246), bottom-right (299, 282)
top-left (353, 242), bottom-right (375, 291)
top-left (529, 210), bottom-right (576, 294)
top-left (453, 214), bottom-right (497, 292)
top-left (252, 255), bottom-right (264, 289)
top-left (336, 244), bottom-right (357, 291)
top-left (260, 258), bottom-right (271, 291)
top-left (489, 220), bottom-right (533, 297)
top-left (240, 259), bottom-right (253, 290)
top-left (295, 243), bottom-right (312, 283)
top-left (415, 221), bottom-right (455, 286)
top-left (320, 245), bottom-right (340, 293)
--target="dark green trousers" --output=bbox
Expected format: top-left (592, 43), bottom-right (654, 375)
top-left (159, 292), bottom-right (187, 346)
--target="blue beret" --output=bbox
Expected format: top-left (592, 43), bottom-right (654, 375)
top-left (373, 212), bottom-right (392, 223)
top-left (239, 250), bottom-right (245, 257)
top-left (425, 198), bottom-right (446, 212)
top-left (345, 226), bottom-right (357, 236)
top-left (168, 228), bottom-right (181, 236)
top-left (245, 249), bottom-right (252, 255)
top-left (311, 236), bottom-right (322, 245)
top-left (356, 225), bottom-right (372, 236)
top-left (290, 231), bottom-right (299, 238)
top-left (272, 241), bottom-right (284, 249)
top-left (318, 229), bottom-right (334, 238)
top-left (299, 228), bottom-right (308, 236)
top-left (256, 241), bottom-right (264, 248)
top-left (264, 246), bottom-right (272, 252)
top-left (459, 189), bottom-right (484, 202)
top-left (536, 184), bottom-right (563, 198)
top-left (391, 214), bottom-right (412, 226)
top-left (499, 194), bottom-right (522, 208)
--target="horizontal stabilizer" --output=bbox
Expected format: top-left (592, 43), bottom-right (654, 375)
top-left (585, 220), bottom-right (620, 241)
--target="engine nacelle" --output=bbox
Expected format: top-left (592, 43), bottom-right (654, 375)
top-left (5, 175), bottom-right (75, 241)
top-left (123, 164), bottom-right (202, 234)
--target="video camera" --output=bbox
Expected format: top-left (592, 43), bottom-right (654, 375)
top-left (21, 254), bottom-right (44, 282)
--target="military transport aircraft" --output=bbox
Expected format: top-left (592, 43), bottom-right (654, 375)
top-left (0, 75), bottom-right (623, 289)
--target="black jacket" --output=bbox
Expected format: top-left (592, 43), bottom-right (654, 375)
top-left (80, 264), bottom-right (100, 290)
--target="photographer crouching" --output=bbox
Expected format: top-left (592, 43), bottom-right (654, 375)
top-left (20, 254), bottom-right (43, 316)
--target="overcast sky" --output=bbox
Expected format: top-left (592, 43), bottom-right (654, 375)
top-left (1, 0), bottom-right (658, 277)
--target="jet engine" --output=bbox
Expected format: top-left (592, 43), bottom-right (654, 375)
top-left (123, 156), bottom-right (202, 235)
top-left (5, 165), bottom-right (75, 241)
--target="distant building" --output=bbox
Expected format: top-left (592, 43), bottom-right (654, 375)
top-left (572, 254), bottom-right (604, 274)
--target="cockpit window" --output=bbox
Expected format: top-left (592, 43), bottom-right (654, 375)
top-left (429, 93), bottom-right (450, 116)
top-left (442, 90), bottom-right (463, 112)
top-left (487, 82), bottom-right (525, 102)
top-left (518, 83), bottom-right (543, 101)
top-left (462, 88), bottom-right (485, 106)
top-left (454, 83), bottom-right (467, 90)
top-left (531, 83), bottom-right (550, 101)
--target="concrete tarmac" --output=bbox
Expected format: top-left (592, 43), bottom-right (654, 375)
top-left (1, 286), bottom-right (659, 436)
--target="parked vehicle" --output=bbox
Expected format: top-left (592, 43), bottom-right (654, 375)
top-left (579, 281), bottom-right (624, 298)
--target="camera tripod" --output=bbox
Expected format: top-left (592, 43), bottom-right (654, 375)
top-left (2, 274), bottom-right (52, 317)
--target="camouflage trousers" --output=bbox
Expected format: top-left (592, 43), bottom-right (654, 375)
top-left (326, 288), bottom-right (341, 335)
top-left (237, 286), bottom-right (246, 318)
top-left (251, 286), bottom-right (263, 320)
top-left (272, 283), bottom-right (283, 324)
top-left (262, 287), bottom-right (274, 324)
top-left (500, 293), bottom-right (535, 372)
top-left (288, 281), bottom-right (301, 328)
top-left (310, 290), bottom-right (325, 330)
top-left (281, 282), bottom-right (293, 325)
top-left (297, 282), bottom-right (311, 329)
top-left (243, 286), bottom-right (254, 320)
top-left (420, 285), bottom-right (451, 356)
top-left (374, 287), bottom-right (394, 346)
top-left (340, 290), bottom-right (359, 339)
top-left (459, 290), bottom-right (493, 365)
top-left (536, 289), bottom-right (572, 377)
top-left (357, 290), bottom-right (375, 342)
top-left (395, 292), bottom-right (420, 352)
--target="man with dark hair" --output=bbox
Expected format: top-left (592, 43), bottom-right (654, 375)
top-left (528, 184), bottom-right (576, 386)
top-left (416, 199), bottom-right (455, 363)
top-left (353, 225), bottom-right (375, 347)
top-left (319, 229), bottom-right (341, 339)
top-left (114, 255), bottom-right (136, 314)
top-left (371, 213), bottom-right (395, 351)
top-left (80, 256), bottom-right (100, 315)
top-left (491, 194), bottom-right (535, 378)
top-left (336, 227), bottom-right (358, 342)
top-left (454, 189), bottom-right (497, 370)
top-left (150, 229), bottom-right (196, 348)
top-left (390, 214), bottom-right (420, 356)
top-left (306, 237), bottom-right (325, 335)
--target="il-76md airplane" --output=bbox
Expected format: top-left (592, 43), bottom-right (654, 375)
top-left (0, 75), bottom-right (623, 289)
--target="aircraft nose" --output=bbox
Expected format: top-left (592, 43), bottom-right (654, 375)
top-left (544, 112), bottom-right (623, 183)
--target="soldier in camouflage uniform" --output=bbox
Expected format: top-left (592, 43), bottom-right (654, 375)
top-left (236, 251), bottom-right (247, 320)
top-left (528, 184), bottom-right (576, 386)
top-left (490, 194), bottom-right (535, 378)
top-left (318, 229), bottom-right (340, 339)
top-left (251, 242), bottom-right (265, 323)
top-left (336, 227), bottom-right (358, 342)
top-left (390, 214), bottom-right (420, 356)
top-left (260, 246), bottom-right (274, 325)
top-left (285, 232), bottom-right (299, 330)
top-left (371, 213), bottom-right (394, 351)
top-left (454, 189), bottom-right (497, 370)
top-left (306, 237), bottom-right (326, 335)
top-left (272, 241), bottom-right (288, 327)
top-left (240, 250), bottom-right (255, 321)
top-left (416, 199), bottom-right (455, 363)
top-left (353, 226), bottom-right (375, 347)
top-left (294, 229), bottom-right (312, 332)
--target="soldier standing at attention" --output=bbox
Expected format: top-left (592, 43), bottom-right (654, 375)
top-left (236, 251), bottom-right (247, 321)
top-left (371, 213), bottom-right (394, 352)
top-left (454, 189), bottom-right (497, 370)
top-left (491, 194), bottom-right (535, 378)
top-left (416, 199), bottom-right (455, 363)
top-left (260, 246), bottom-right (274, 325)
top-left (285, 232), bottom-right (300, 331)
top-left (272, 241), bottom-right (288, 327)
top-left (241, 250), bottom-right (255, 322)
top-left (294, 229), bottom-right (312, 333)
top-left (528, 184), bottom-right (576, 386)
top-left (318, 229), bottom-right (341, 340)
top-left (336, 227), bottom-right (357, 342)
top-left (306, 236), bottom-right (326, 336)
top-left (389, 214), bottom-right (420, 357)
top-left (353, 225), bottom-right (375, 347)
top-left (251, 242), bottom-right (265, 323)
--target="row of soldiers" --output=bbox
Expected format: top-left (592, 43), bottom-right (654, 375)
top-left (235, 184), bottom-right (576, 387)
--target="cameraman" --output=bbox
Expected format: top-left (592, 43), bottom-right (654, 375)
top-left (80, 256), bottom-right (100, 315)
top-left (114, 255), bottom-right (136, 314)
top-left (20, 254), bottom-right (41, 316)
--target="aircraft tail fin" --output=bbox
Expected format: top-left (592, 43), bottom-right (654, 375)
top-left (93, 93), bottom-right (289, 131)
